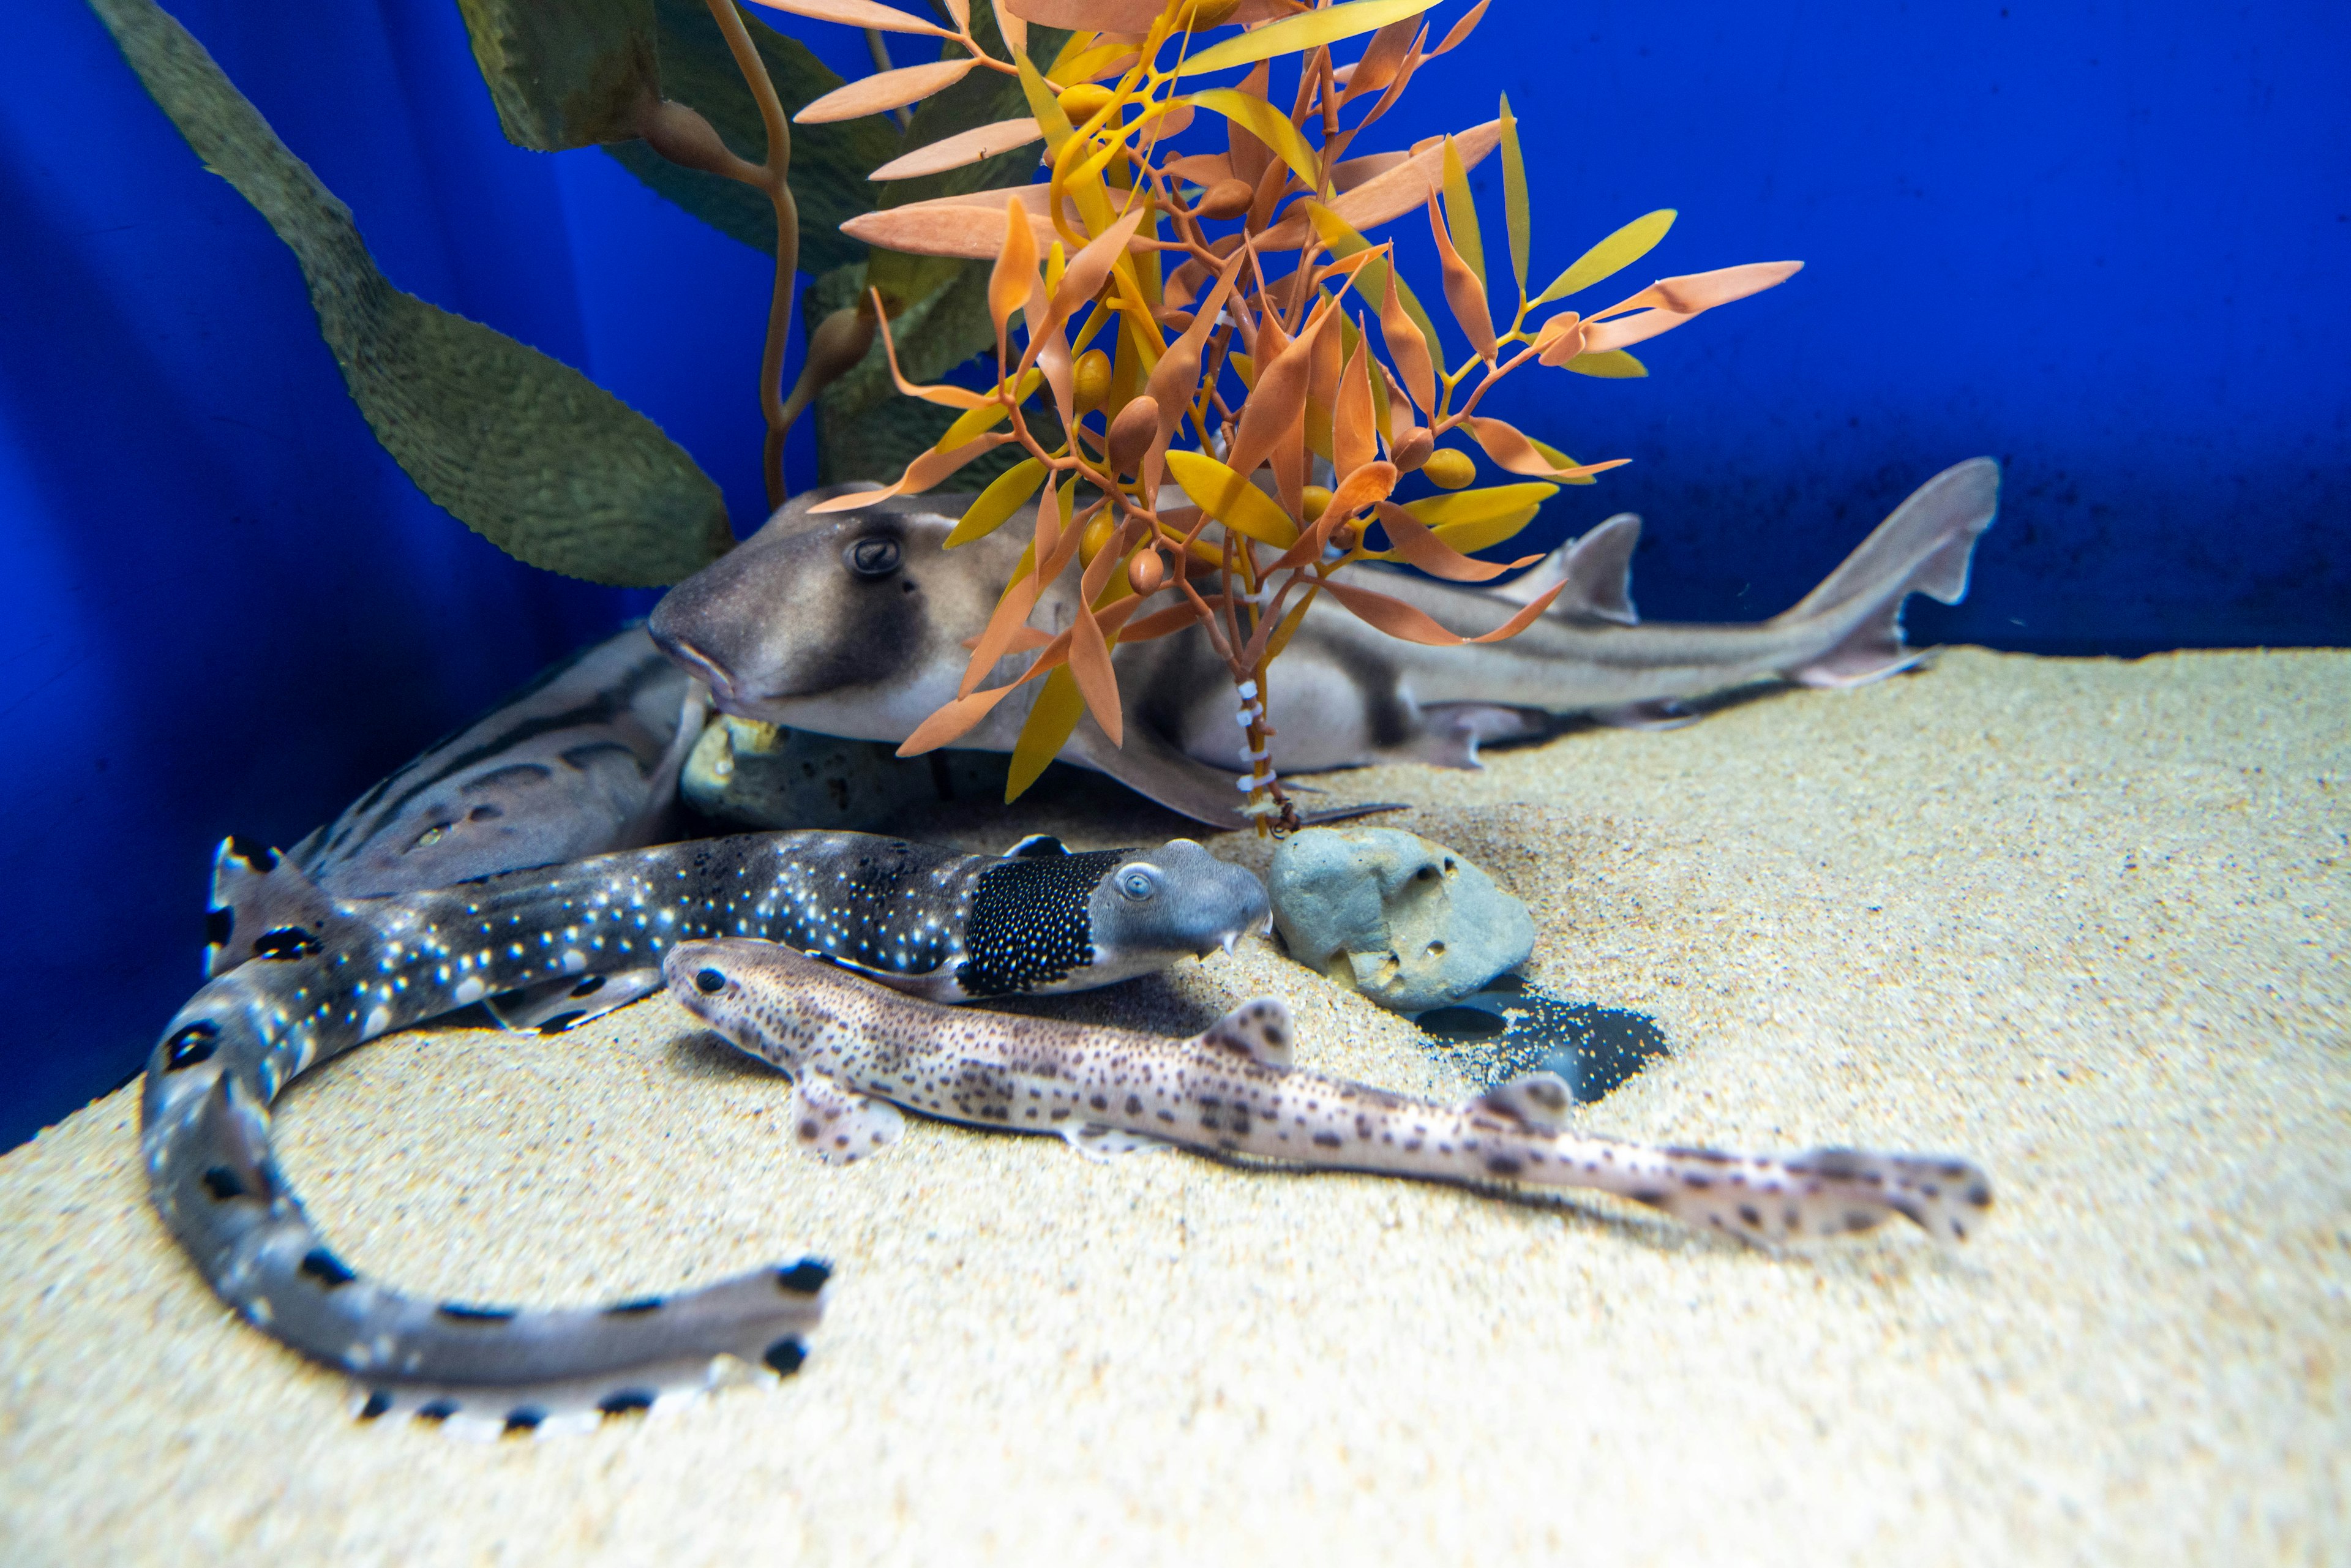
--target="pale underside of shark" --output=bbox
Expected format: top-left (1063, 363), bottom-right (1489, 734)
top-left (649, 459), bottom-right (2001, 829)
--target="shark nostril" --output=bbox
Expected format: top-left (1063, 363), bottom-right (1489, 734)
top-left (695, 968), bottom-right (727, 994)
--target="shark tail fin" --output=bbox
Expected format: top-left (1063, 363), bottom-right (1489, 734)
top-left (1489, 514), bottom-right (1642, 623)
top-left (204, 836), bottom-right (364, 980)
top-left (1776, 457), bottom-right (2000, 689)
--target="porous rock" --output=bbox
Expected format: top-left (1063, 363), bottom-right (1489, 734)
top-left (1269, 827), bottom-right (1535, 1013)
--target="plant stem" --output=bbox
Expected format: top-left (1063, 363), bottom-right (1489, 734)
top-left (705, 0), bottom-right (800, 509)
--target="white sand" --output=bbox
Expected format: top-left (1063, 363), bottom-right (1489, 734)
top-left (2, 648), bottom-right (2344, 1565)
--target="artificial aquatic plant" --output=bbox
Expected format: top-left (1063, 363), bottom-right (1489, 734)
top-left (753, 0), bottom-right (1799, 827)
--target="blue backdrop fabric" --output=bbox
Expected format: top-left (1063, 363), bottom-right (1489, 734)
top-left (2, 0), bottom-right (2344, 1147)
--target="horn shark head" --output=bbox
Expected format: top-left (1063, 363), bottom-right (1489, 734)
top-left (649, 486), bottom-right (1019, 740)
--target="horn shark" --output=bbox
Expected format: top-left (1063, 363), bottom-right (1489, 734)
top-left (144, 828), bottom-right (1269, 1431)
top-left (648, 460), bottom-right (2000, 828)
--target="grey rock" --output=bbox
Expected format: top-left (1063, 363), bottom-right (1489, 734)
top-left (1269, 827), bottom-right (1536, 1013)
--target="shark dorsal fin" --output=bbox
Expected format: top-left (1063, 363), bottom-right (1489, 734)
top-left (1490, 514), bottom-right (1641, 624)
top-left (1195, 999), bottom-right (1294, 1068)
top-left (1472, 1071), bottom-right (1574, 1134)
top-left (1005, 834), bottom-right (1068, 858)
top-left (204, 838), bottom-right (349, 980)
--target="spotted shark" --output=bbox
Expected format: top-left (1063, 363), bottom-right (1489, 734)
top-left (672, 936), bottom-right (1993, 1242)
top-left (648, 459), bottom-right (2001, 829)
top-left (143, 829), bottom-right (1268, 1433)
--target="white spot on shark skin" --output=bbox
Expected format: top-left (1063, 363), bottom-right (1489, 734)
top-left (453, 978), bottom-right (487, 1007)
top-left (362, 1006), bottom-right (392, 1039)
top-left (561, 950), bottom-right (587, 973)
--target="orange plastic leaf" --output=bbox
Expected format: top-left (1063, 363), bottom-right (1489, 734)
top-left (1369, 500), bottom-right (1529, 582)
top-left (868, 116), bottom-right (1045, 181)
top-left (1377, 263), bottom-right (1438, 413)
top-left (1428, 193), bottom-right (1496, 362)
top-left (1333, 331), bottom-right (1378, 480)
top-left (796, 58), bottom-right (975, 123)
top-left (873, 293), bottom-right (994, 408)
top-left (1226, 304), bottom-right (1332, 480)
top-left (1260, 118), bottom-right (1502, 249)
top-left (1001, 0), bottom-right (1163, 28)
top-left (1068, 599), bottom-right (1122, 746)
top-left (1603, 260), bottom-right (1806, 318)
top-left (1461, 416), bottom-right (1628, 481)
top-left (1048, 204), bottom-right (1149, 328)
top-left (898, 681), bottom-right (1023, 756)
top-left (989, 193), bottom-right (1040, 342)
top-left (841, 186), bottom-right (1065, 260)
top-left (1535, 311), bottom-right (1586, 366)
top-left (1120, 600), bottom-right (1215, 643)
top-left (749, 0), bottom-right (952, 36)
top-left (1580, 308), bottom-right (1696, 356)
top-left (806, 433), bottom-right (1013, 513)
top-left (1318, 579), bottom-right (1466, 645)
top-left (1427, 0), bottom-right (1489, 56)
top-left (1146, 251), bottom-right (1245, 443)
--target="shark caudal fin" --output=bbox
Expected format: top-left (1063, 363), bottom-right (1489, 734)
top-left (204, 836), bottom-right (365, 980)
top-left (1489, 514), bottom-right (1643, 624)
top-left (1774, 457), bottom-right (2000, 689)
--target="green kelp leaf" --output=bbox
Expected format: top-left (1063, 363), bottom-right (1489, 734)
top-left (600, 0), bottom-right (901, 274)
top-left (453, 0), bottom-right (661, 149)
top-left (93, 0), bottom-right (730, 586)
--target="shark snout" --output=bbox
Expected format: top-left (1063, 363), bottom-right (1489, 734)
top-left (651, 634), bottom-right (740, 708)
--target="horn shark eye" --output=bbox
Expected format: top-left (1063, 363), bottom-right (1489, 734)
top-left (847, 537), bottom-right (902, 578)
top-left (1116, 867), bottom-right (1160, 902)
top-left (694, 967), bottom-right (727, 994)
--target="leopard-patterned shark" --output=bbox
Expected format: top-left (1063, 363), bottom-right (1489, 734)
top-left (648, 460), bottom-right (2001, 829)
top-left (144, 829), bottom-right (1268, 1435)
top-left (671, 937), bottom-right (1993, 1245)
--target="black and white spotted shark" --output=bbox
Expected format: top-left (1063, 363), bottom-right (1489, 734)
top-left (144, 829), bottom-right (1269, 1435)
top-left (648, 460), bottom-right (2001, 830)
top-left (671, 938), bottom-right (1993, 1244)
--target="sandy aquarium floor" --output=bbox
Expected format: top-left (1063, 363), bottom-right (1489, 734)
top-left (2, 647), bottom-right (2345, 1565)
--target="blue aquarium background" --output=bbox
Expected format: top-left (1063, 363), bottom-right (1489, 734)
top-left (3, 0), bottom-right (2344, 1149)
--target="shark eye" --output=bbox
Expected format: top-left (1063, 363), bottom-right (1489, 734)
top-left (1116, 868), bottom-right (1159, 902)
top-left (694, 968), bottom-right (727, 994)
top-left (847, 537), bottom-right (901, 578)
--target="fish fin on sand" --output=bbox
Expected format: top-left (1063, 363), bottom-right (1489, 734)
top-left (204, 837), bottom-right (365, 979)
top-left (487, 968), bottom-right (665, 1034)
top-left (1195, 999), bottom-right (1294, 1068)
top-left (1063, 1123), bottom-right (1177, 1160)
top-left (1378, 704), bottom-right (1548, 768)
top-left (1005, 833), bottom-right (1068, 857)
top-left (1471, 1071), bottom-right (1573, 1135)
top-left (1779, 457), bottom-right (2000, 690)
top-left (614, 680), bottom-right (710, 850)
top-left (781, 1073), bottom-right (906, 1166)
top-left (815, 953), bottom-right (970, 1003)
top-left (1591, 698), bottom-right (1700, 731)
top-left (1488, 514), bottom-right (1641, 624)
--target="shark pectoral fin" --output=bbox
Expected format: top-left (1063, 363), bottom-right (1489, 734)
top-left (1389, 704), bottom-right (1550, 768)
top-left (816, 952), bottom-right (970, 1004)
top-left (204, 836), bottom-right (358, 979)
top-left (1195, 999), bottom-right (1294, 1068)
top-left (782, 1073), bottom-right (906, 1166)
top-left (1063, 1123), bottom-right (1177, 1160)
top-left (1592, 699), bottom-right (1700, 730)
top-left (1472, 1071), bottom-right (1574, 1135)
top-left (486, 968), bottom-right (664, 1034)
top-left (1062, 721), bottom-right (1259, 830)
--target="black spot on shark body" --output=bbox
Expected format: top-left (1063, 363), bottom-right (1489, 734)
top-left (502, 1408), bottom-right (546, 1436)
top-left (415, 1400), bottom-right (459, 1424)
top-left (164, 1021), bottom-right (220, 1070)
top-left (437, 1303), bottom-right (517, 1323)
top-left (204, 907), bottom-right (233, 947)
top-left (775, 1259), bottom-right (831, 1296)
top-left (226, 835), bottom-right (279, 872)
top-left (598, 1389), bottom-right (656, 1418)
top-left (763, 1337), bottom-right (809, 1376)
top-left (252, 926), bottom-right (323, 961)
top-left (299, 1248), bottom-right (358, 1288)
top-left (200, 1167), bottom-right (246, 1201)
top-left (602, 1296), bottom-right (664, 1316)
top-left (358, 1390), bottom-right (394, 1421)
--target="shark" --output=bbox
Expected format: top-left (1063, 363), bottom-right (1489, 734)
top-left (648, 459), bottom-right (2000, 829)
top-left (143, 828), bottom-right (1269, 1432)
top-left (670, 936), bottom-right (1992, 1242)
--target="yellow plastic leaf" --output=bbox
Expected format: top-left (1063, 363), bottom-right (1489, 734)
top-left (1498, 93), bottom-right (1529, 300)
top-left (1440, 135), bottom-right (1483, 287)
top-left (1231, 350), bottom-right (1256, 389)
top-left (1189, 89), bottom-right (1320, 189)
top-left (1165, 449), bottom-right (1299, 549)
top-left (1177, 0), bottom-right (1443, 76)
top-left (1534, 209), bottom-right (1676, 306)
top-left (1403, 482), bottom-right (1559, 528)
top-left (1430, 504), bottom-right (1539, 555)
top-left (1007, 666), bottom-right (1086, 800)
top-left (945, 457), bottom-right (1047, 547)
top-left (1562, 349), bottom-right (1649, 379)
top-left (1015, 39), bottom-right (1074, 156)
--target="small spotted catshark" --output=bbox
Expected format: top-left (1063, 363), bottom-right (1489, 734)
top-left (141, 830), bottom-right (1267, 1436)
top-left (673, 938), bottom-right (1993, 1257)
